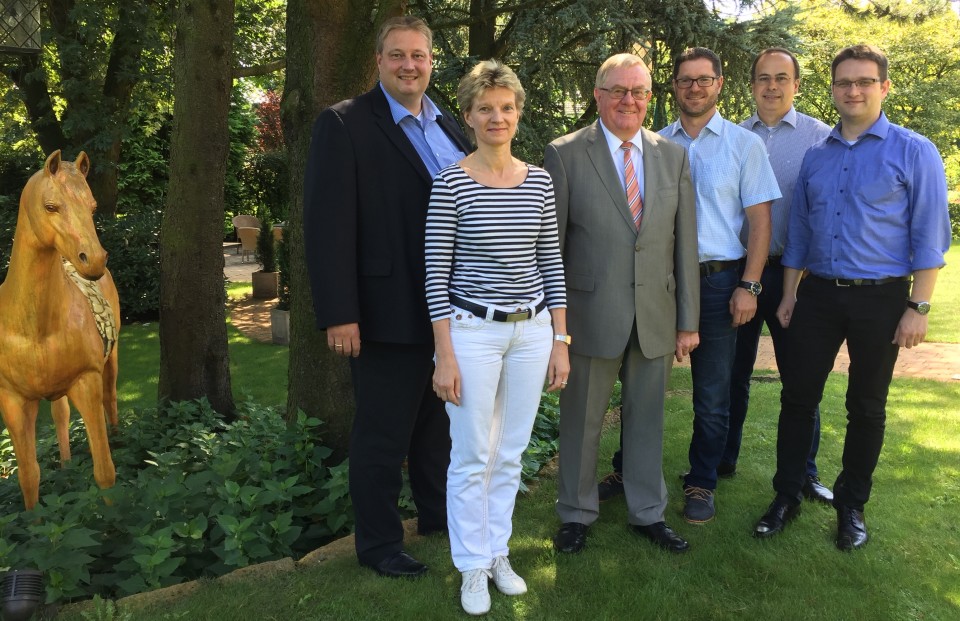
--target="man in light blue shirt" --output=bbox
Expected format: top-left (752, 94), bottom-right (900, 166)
top-left (657, 47), bottom-right (780, 524)
top-left (724, 49), bottom-right (833, 503)
top-left (753, 45), bottom-right (950, 551)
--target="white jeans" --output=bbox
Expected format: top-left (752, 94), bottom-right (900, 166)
top-left (445, 302), bottom-right (553, 571)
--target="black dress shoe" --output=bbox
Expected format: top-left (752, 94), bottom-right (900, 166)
top-left (363, 551), bottom-right (428, 578)
top-left (717, 462), bottom-right (737, 479)
top-left (633, 521), bottom-right (690, 553)
top-left (553, 522), bottom-right (588, 553)
top-left (802, 476), bottom-right (834, 504)
top-left (836, 506), bottom-right (868, 551)
top-left (753, 499), bottom-right (801, 538)
top-left (597, 472), bottom-right (625, 502)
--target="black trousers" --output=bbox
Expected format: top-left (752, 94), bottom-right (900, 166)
top-left (773, 276), bottom-right (909, 511)
top-left (348, 341), bottom-right (451, 565)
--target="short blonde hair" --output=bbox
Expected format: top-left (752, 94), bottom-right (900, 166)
top-left (376, 16), bottom-right (432, 54)
top-left (596, 54), bottom-right (650, 89)
top-left (457, 59), bottom-right (526, 117)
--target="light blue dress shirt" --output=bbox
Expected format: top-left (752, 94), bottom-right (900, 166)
top-left (659, 112), bottom-right (781, 262)
top-left (784, 112), bottom-right (951, 279)
top-left (380, 84), bottom-right (465, 177)
top-left (740, 107), bottom-right (831, 256)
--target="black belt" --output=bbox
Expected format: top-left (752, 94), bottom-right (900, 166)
top-left (699, 260), bottom-right (741, 277)
top-left (450, 294), bottom-right (547, 322)
top-left (810, 275), bottom-right (910, 287)
top-left (766, 255), bottom-right (782, 267)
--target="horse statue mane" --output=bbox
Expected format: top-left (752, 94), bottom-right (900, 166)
top-left (0, 150), bottom-right (121, 510)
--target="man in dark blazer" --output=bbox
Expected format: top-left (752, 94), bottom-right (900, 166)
top-left (544, 54), bottom-right (700, 554)
top-left (303, 16), bottom-right (470, 578)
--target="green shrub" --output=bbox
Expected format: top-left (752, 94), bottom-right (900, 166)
top-left (949, 198), bottom-right (960, 240)
top-left (256, 218), bottom-right (276, 272)
top-left (95, 211), bottom-right (162, 320)
top-left (0, 398), bottom-right (352, 603)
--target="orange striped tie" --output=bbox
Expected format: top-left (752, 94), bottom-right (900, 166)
top-left (621, 142), bottom-right (643, 229)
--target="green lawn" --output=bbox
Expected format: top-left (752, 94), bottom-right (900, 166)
top-left (59, 368), bottom-right (960, 621)
top-left (927, 240), bottom-right (959, 343)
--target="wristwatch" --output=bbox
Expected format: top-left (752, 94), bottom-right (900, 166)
top-left (738, 280), bottom-right (762, 296)
top-left (554, 334), bottom-right (572, 345)
top-left (906, 300), bottom-right (931, 315)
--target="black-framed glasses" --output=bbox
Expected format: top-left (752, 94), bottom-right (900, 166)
top-left (832, 78), bottom-right (882, 90)
top-left (674, 76), bottom-right (719, 89)
top-left (598, 86), bottom-right (651, 101)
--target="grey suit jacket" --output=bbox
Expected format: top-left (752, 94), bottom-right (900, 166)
top-left (544, 122), bottom-right (699, 360)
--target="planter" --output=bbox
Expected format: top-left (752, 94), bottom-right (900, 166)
top-left (271, 308), bottom-right (290, 345)
top-left (1, 569), bottom-right (43, 621)
top-left (251, 270), bottom-right (279, 299)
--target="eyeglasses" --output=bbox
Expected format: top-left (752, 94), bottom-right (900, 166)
top-left (598, 87), bottom-right (651, 101)
top-left (753, 75), bottom-right (795, 86)
top-left (832, 78), bottom-right (882, 90)
top-left (674, 76), bottom-right (719, 89)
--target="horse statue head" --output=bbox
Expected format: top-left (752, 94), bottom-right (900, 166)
top-left (21, 150), bottom-right (107, 281)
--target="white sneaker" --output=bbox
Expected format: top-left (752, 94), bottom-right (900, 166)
top-left (460, 568), bottom-right (492, 616)
top-left (491, 556), bottom-right (527, 595)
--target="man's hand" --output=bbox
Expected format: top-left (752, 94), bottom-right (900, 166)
top-left (892, 309), bottom-right (928, 349)
top-left (327, 323), bottom-right (361, 357)
top-left (729, 288), bottom-right (758, 327)
top-left (675, 330), bottom-right (700, 362)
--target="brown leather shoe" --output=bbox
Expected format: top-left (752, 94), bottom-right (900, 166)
top-left (597, 472), bottom-right (625, 502)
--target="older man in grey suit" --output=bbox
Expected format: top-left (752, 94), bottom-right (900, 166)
top-left (545, 54), bottom-right (700, 554)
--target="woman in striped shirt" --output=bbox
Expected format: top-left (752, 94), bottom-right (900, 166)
top-left (425, 60), bottom-right (568, 616)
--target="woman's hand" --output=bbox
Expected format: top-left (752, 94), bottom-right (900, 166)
top-left (546, 342), bottom-right (570, 392)
top-left (433, 354), bottom-right (462, 406)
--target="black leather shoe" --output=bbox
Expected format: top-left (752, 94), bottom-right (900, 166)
top-left (753, 499), bottom-right (801, 538)
top-left (836, 506), bottom-right (868, 551)
top-left (802, 476), bottom-right (834, 504)
top-left (717, 462), bottom-right (737, 478)
top-left (363, 551), bottom-right (428, 578)
top-left (597, 471), bottom-right (625, 502)
top-left (553, 522), bottom-right (588, 553)
top-left (633, 521), bottom-right (690, 553)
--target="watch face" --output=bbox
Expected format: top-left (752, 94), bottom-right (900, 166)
top-left (917, 302), bottom-right (931, 315)
top-left (739, 280), bottom-right (762, 296)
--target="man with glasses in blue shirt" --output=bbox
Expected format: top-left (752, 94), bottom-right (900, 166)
top-left (725, 48), bottom-right (833, 503)
top-left (752, 44), bottom-right (950, 550)
top-left (657, 47), bottom-right (780, 524)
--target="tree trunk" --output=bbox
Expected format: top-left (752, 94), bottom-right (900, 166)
top-left (282, 0), bottom-right (402, 460)
top-left (158, 0), bottom-right (236, 416)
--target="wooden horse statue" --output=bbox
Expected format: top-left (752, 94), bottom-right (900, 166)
top-left (0, 150), bottom-right (120, 510)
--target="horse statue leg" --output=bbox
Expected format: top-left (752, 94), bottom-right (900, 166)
top-left (0, 392), bottom-right (41, 510)
top-left (52, 396), bottom-right (72, 464)
top-left (67, 372), bottom-right (116, 499)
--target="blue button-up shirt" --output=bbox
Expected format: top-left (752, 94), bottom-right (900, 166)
top-left (381, 84), bottom-right (466, 177)
top-left (740, 107), bottom-right (831, 256)
top-left (659, 112), bottom-right (781, 262)
top-left (784, 112), bottom-right (951, 279)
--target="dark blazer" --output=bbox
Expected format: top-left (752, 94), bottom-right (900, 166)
top-left (303, 85), bottom-right (471, 344)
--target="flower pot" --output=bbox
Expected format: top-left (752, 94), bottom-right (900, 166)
top-left (251, 270), bottom-right (279, 299)
top-left (271, 308), bottom-right (290, 345)
top-left (1, 569), bottom-right (43, 621)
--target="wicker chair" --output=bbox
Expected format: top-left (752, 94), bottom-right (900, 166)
top-left (236, 227), bottom-right (259, 263)
top-left (231, 215), bottom-right (261, 254)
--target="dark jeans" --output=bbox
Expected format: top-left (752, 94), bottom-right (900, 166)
top-left (349, 341), bottom-right (451, 565)
top-left (725, 261), bottom-right (821, 477)
top-left (773, 277), bottom-right (907, 511)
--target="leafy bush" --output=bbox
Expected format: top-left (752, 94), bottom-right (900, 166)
top-left (0, 399), bottom-right (352, 603)
top-left (95, 211), bottom-right (162, 320)
top-left (256, 218), bottom-right (276, 272)
top-left (949, 198), bottom-right (960, 240)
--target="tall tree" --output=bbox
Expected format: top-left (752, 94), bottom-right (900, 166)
top-left (158, 0), bottom-right (236, 415)
top-left (283, 0), bottom-right (404, 458)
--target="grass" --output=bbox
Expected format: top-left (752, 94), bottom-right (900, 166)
top-left (57, 368), bottom-right (960, 621)
top-left (927, 241), bottom-right (959, 343)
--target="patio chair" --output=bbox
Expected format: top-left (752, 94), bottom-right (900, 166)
top-left (231, 215), bottom-right (261, 253)
top-left (237, 227), bottom-right (259, 263)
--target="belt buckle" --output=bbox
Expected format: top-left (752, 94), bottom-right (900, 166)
top-left (504, 308), bottom-right (530, 322)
